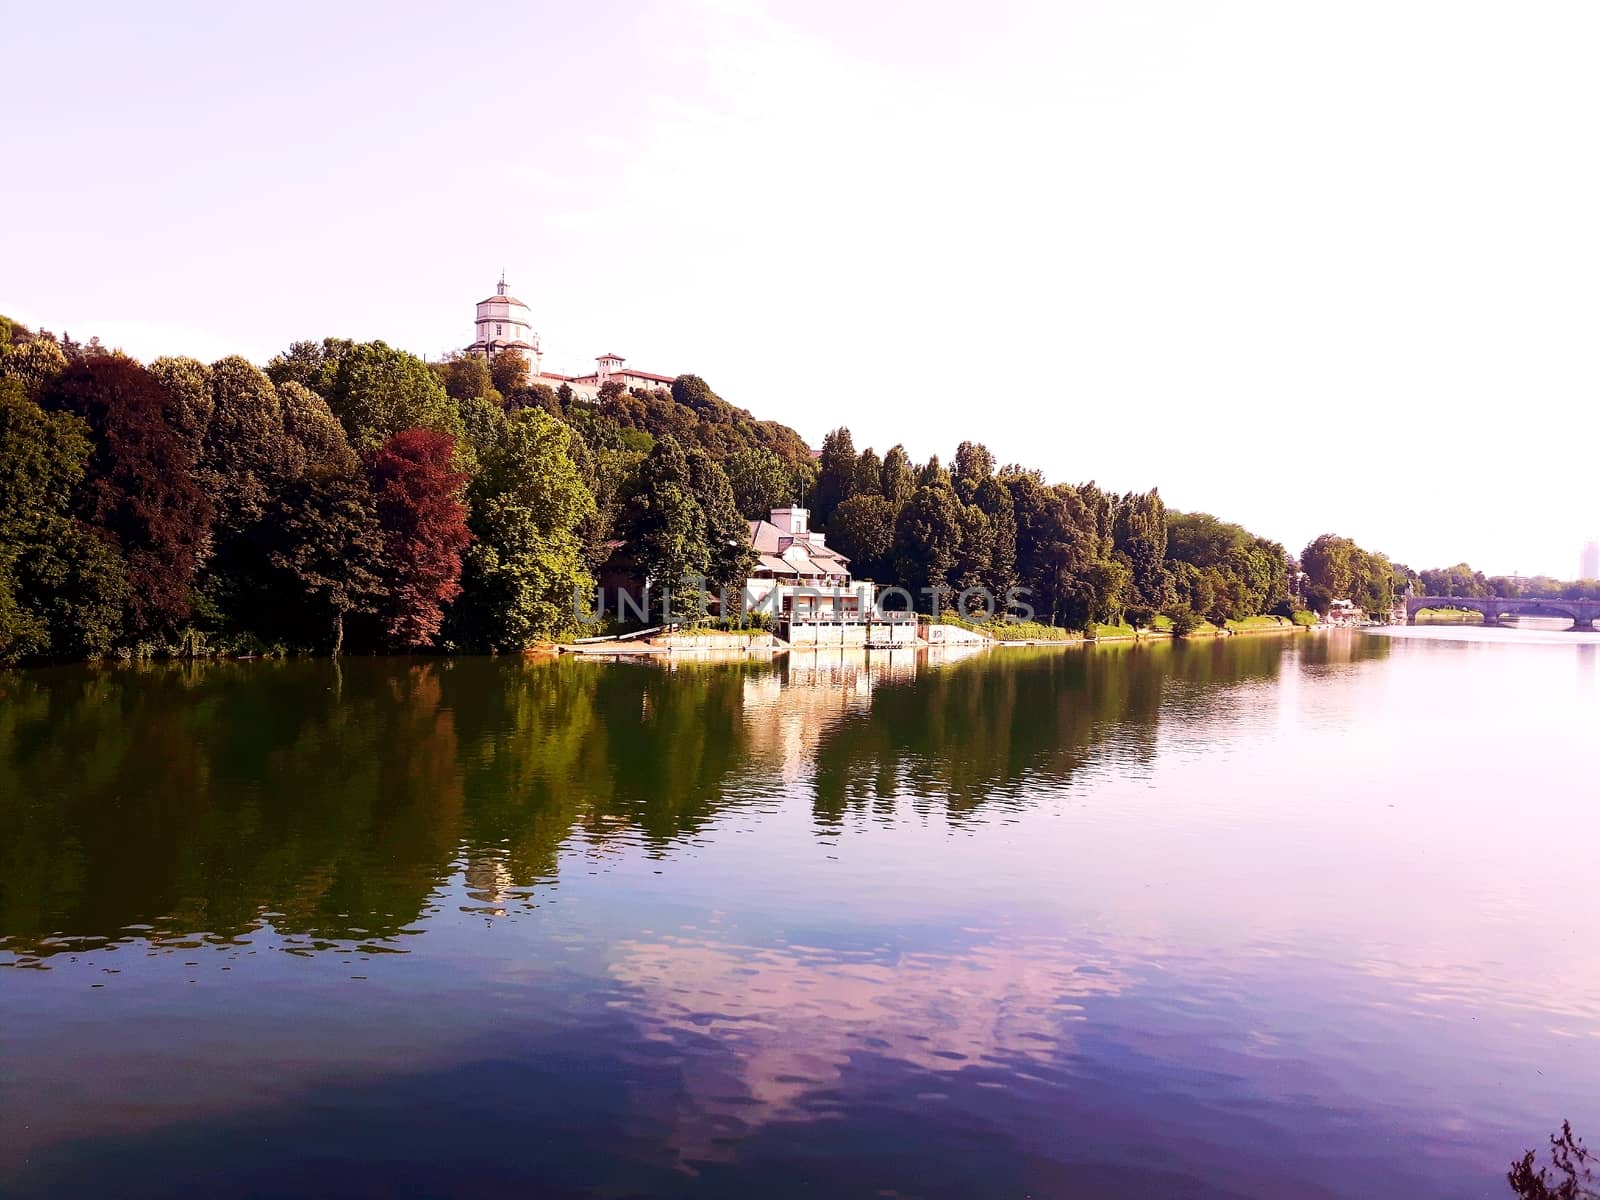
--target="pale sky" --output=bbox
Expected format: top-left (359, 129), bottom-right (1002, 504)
top-left (3, 1), bottom-right (1597, 576)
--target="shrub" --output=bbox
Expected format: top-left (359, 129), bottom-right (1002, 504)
top-left (1165, 606), bottom-right (1202, 637)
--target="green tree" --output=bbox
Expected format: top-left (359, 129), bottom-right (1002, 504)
top-left (918, 454), bottom-right (951, 489)
top-left (264, 338), bottom-right (344, 392)
top-left (725, 445), bottom-right (793, 518)
top-left (147, 355), bottom-right (213, 458)
top-left (852, 448), bottom-right (883, 497)
top-left (488, 349), bottom-right (529, 397)
top-left (290, 340), bottom-right (465, 456)
top-left (1301, 533), bottom-right (1400, 616)
top-left (1005, 471), bottom-right (1100, 627)
top-left (205, 355), bottom-right (296, 525)
top-left (1166, 510), bottom-right (1289, 619)
top-left (0, 378), bottom-right (126, 661)
top-left (192, 356), bottom-right (302, 635)
top-left (813, 426), bottom-right (857, 526)
top-left (9, 521), bottom-right (127, 661)
top-left (880, 444), bottom-right (917, 506)
top-left (1166, 606), bottom-right (1203, 637)
top-left (279, 380), bottom-right (358, 475)
top-left (670, 374), bottom-right (722, 417)
top-left (259, 463), bottom-right (387, 656)
top-left (1083, 554), bottom-right (1131, 626)
top-left (0, 336), bottom-right (68, 398)
top-left (439, 354), bottom-right (495, 403)
top-left (894, 484), bottom-right (963, 603)
top-left (974, 476), bottom-right (1018, 600)
top-left (952, 440), bottom-right (996, 503)
top-left (685, 447), bottom-right (753, 594)
top-left (828, 494), bottom-right (897, 581)
top-left (1113, 488), bottom-right (1172, 611)
top-left (617, 435), bottom-right (710, 620)
top-left (1301, 533), bottom-right (1356, 600)
top-left (1419, 563), bottom-right (1489, 598)
top-left (951, 501), bottom-right (994, 596)
top-left (451, 407), bottom-right (596, 650)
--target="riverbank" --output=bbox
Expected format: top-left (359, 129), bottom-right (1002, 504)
top-left (1411, 608), bottom-right (1485, 625)
top-left (552, 614), bottom-right (1315, 657)
top-left (1084, 614), bottom-right (1305, 643)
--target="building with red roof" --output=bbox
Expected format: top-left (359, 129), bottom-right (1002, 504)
top-left (466, 275), bottom-right (677, 401)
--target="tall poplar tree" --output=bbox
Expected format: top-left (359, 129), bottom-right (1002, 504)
top-left (812, 427), bottom-right (857, 526)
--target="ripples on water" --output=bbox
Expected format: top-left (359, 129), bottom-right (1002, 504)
top-left (2, 632), bottom-right (1597, 1198)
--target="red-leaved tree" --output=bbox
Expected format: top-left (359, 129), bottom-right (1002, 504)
top-left (42, 356), bottom-right (211, 641)
top-left (367, 429), bottom-right (471, 648)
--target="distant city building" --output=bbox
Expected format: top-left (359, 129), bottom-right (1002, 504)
top-left (466, 275), bottom-right (675, 401)
top-left (1583, 538), bottom-right (1600, 581)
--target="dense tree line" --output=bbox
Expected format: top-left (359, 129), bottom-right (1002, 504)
top-left (1409, 562), bottom-right (1600, 602)
top-left (4, 307), bottom-right (1422, 664)
top-left (1293, 540), bottom-right (1600, 614)
top-left (802, 426), bottom-right (1294, 628)
top-left (1297, 533), bottom-right (1409, 616)
top-left (0, 319), bottom-right (598, 662)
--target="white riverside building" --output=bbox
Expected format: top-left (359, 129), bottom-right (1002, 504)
top-left (744, 508), bottom-right (917, 646)
top-left (466, 275), bottom-right (676, 401)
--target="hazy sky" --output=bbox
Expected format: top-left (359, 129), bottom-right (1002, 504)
top-left (3, 1), bottom-right (1597, 576)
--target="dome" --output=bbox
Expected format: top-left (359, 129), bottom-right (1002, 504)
top-left (479, 272), bottom-right (529, 309)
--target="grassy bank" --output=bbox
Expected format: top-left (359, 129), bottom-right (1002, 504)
top-left (1223, 614), bottom-right (1301, 633)
top-left (1086, 621), bottom-right (1140, 640)
top-left (933, 611), bottom-right (1307, 644)
top-left (1413, 607), bottom-right (1485, 625)
top-left (931, 613), bottom-right (1079, 642)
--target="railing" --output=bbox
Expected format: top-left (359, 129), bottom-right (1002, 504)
top-left (787, 610), bottom-right (917, 625)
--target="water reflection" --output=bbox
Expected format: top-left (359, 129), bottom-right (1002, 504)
top-left (3, 632), bottom-right (1594, 1200)
top-left (0, 638), bottom-right (1397, 965)
top-left (0, 643), bottom-right (1343, 962)
top-left (607, 929), bottom-right (1137, 1167)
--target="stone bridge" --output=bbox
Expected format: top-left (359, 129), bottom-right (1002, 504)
top-left (1405, 595), bottom-right (1600, 631)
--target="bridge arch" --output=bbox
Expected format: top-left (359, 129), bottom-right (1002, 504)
top-left (1484, 603), bottom-right (1591, 630)
top-left (1405, 595), bottom-right (1596, 631)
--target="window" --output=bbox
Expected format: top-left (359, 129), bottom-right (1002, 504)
top-left (496, 324), bottom-right (503, 336)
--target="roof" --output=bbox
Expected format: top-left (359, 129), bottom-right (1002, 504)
top-left (749, 519), bottom-right (783, 554)
top-left (747, 520), bottom-right (852, 569)
top-left (477, 294), bottom-right (530, 308)
top-left (622, 369), bottom-right (675, 384)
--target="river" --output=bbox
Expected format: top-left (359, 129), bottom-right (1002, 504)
top-left (2, 631), bottom-right (1597, 1198)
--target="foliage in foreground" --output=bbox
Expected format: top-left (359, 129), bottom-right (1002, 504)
top-left (1508, 1122), bottom-right (1596, 1200)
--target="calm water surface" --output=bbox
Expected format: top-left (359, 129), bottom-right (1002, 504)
top-left (3, 631), bottom-right (1597, 1198)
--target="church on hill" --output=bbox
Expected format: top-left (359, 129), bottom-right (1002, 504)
top-left (467, 275), bottom-right (677, 401)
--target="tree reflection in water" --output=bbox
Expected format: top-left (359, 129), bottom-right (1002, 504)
top-left (0, 637), bottom-right (1389, 964)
